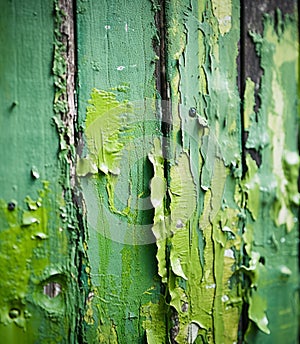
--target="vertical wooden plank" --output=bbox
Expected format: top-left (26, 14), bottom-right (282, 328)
top-left (0, 0), bottom-right (57, 201)
top-left (0, 0), bottom-right (80, 342)
top-left (241, 1), bottom-right (299, 342)
top-left (76, 0), bottom-right (162, 342)
top-left (149, 0), bottom-right (243, 342)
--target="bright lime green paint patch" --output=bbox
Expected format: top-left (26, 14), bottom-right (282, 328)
top-left (0, 183), bottom-right (75, 342)
top-left (149, 138), bottom-right (168, 283)
top-left (142, 300), bottom-right (168, 344)
top-left (84, 89), bottom-right (131, 176)
top-left (211, 0), bottom-right (232, 35)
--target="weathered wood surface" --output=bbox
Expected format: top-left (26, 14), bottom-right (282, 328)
top-left (76, 0), bottom-right (162, 342)
top-left (0, 0), bottom-right (298, 343)
top-left (0, 0), bottom-right (81, 342)
top-left (240, 1), bottom-right (299, 342)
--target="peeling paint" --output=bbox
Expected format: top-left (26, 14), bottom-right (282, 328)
top-left (1, 0), bottom-right (298, 343)
top-left (142, 299), bottom-right (168, 344)
top-left (76, 0), bottom-right (162, 341)
top-left (148, 0), bottom-right (243, 342)
top-left (0, 184), bottom-right (75, 342)
top-left (242, 10), bottom-right (299, 343)
top-left (0, 0), bottom-right (83, 342)
top-left (0, 0), bottom-right (298, 342)
top-left (83, 89), bottom-right (130, 176)
top-left (211, 0), bottom-right (232, 35)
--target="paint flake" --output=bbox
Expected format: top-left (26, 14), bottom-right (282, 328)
top-left (224, 249), bottom-right (235, 259)
top-left (211, 0), bottom-right (232, 35)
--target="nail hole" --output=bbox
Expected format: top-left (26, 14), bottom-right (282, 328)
top-left (189, 107), bottom-right (197, 117)
top-left (259, 256), bottom-right (265, 265)
top-left (9, 308), bottom-right (20, 319)
top-left (43, 282), bottom-right (62, 298)
top-left (7, 202), bottom-right (16, 211)
top-left (10, 101), bottom-right (18, 110)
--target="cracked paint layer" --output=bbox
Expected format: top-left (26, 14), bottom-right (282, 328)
top-left (78, 87), bottom-right (161, 342)
top-left (147, 3), bottom-right (298, 343)
top-left (148, 0), bottom-right (243, 343)
top-left (76, 0), bottom-right (162, 342)
top-left (0, 0), bottom-right (83, 342)
top-left (0, 184), bottom-right (78, 342)
top-left (241, 11), bottom-right (299, 343)
top-left (1, 0), bottom-right (298, 343)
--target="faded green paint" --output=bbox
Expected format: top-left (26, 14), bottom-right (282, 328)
top-left (1, 0), bottom-right (299, 343)
top-left (0, 0), bottom-right (81, 342)
top-left (211, 0), bottom-right (232, 35)
top-left (76, 0), bottom-right (162, 342)
top-left (241, 12), bottom-right (299, 343)
top-left (243, 78), bottom-right (255, 131)
top-left (77, 1), bottom-right (299, 344)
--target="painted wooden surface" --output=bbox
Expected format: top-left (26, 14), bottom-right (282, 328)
top-left (0, 0), bottom-right (81, 342)
top-left (151, 0), bottom-right (243, 342)
top-left (240, 1), bottom-right (299, 342)
top-left (76, 0), bottom-right (162, 342)
top-left (0, 0), bottom-right (299, 343)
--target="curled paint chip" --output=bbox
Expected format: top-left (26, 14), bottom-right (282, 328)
top-left (279, 265), bottom-right (292, 277)
top-left (22, 212), bottom-right (40, 226)
top-left (31, 166), bottom-right (40, 179)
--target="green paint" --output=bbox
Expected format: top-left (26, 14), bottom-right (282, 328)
top-left (243, 78), bottom-right (256, 131)
top-left (0, 0), bottom-right (82, 342)
top-left (149, 138), bottom-right (168, 284)
top-left (142, 299), bottom-right (168, 344)
top-left (147, 0), bottom-right (244, 342)
top-left (83, 89), bottom-right (130, 176)
top-left (211, 0), bottom-right (232, 35)
top-left (0, 185), bottom-right (76, 342)
top-left (79, 86), bottom-right (161, 341)
top-left (76, 0), bottom-right (162, 342)
top-left (0, 0), bottom-right (57, 203)
top-left (242, 11), bottom-right (299, 343)
top-left (2, 0), bottom-right (298, 343)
